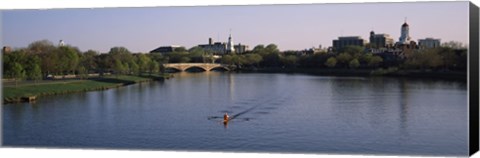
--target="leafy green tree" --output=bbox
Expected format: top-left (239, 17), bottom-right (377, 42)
top-left (260, 52), bottom-right (280, 67)
top-left (424, 50), bottom-right (443, 69)
top-left (336, 53), bottom-right (353, 67)
top-left (129, 61), bottom-right (140, 75)
top-left (174, 47), bottom-right (187, 53)
top-left (137, 54), bottom-right (151, 73)
top-left (81, 50), bottom-right (99, 73)
top-left (96, 54), bottom-right (110, 76)
top-left (149, 53), bottom-right (167, 64)
top-left (109, 47), bottom-right (131, 55)
top-left (3, 59), bottom-right (15, 77)
top-left (77, 66), bottom-right (88, 80)
top-left (437, 47), bottom-right (457, 70)
top-left (251, 45), bottom-right (265, 54)
top-left (415, 49), bottom-right (440, 69)
top-left (297, 53), bottom-right (332, 68)
top-left (265, 44), bottom-right (280, 54)
top-left (221, 55), bottom-right (234, 66)
top-left (3, 50), bottom-right (29, 78)
top-left (28, 63), bottom-right (42, 84)
top-left (359, 53), bottom-right (373, 65)
top-left (325, 57), bottom-right (337, 68)
top-left (456, 49), bottom-right (468, 70)
top-left (342, 45), bottom-right (364, 58)
top-left (66, 48), bottom-right (80, 74)
top-left (245, 54), bottom-right (263, 67)
top-left (28, 40), bottom-right (55, 54)
top-left (441, 41), bottom-right (466, 49)
top-left (12, 62), bottom-right (26, 87)
top-left (113, 60), bottom-right (126, 77)
top-left (24, 55), bottom-right (42, 74)
top-left (3, 54), bottom-right (12, 78)
top-left (403, 49), bottom-right (442, 70)
top-left (165, 52), bottom-right (190, 63)
top-left (188, 46), bottom-right (205, 63)
top-left (179, 56), bottom-right (191, 63)
top-left (231, 55), bottom-right (246, 68)
top-left (38, 48), bottom-right (60, 75)
top-left (148, 61), bottom-right (160, 75)
top-left (281, 55), bottom-right (298, 68)
top-left (203, 49), bottom-right (216, 63)
top-left (368, 56), bottom-right (383, 68)
top-left (349, 58), bottom-right (360, 69)
top-left (57, 46), bottom-right (80, 74)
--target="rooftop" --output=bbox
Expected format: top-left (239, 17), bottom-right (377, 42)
top-left (419, 38), bottom-right (441, 40)
top-left (337, 36), bottom-right (363, 40)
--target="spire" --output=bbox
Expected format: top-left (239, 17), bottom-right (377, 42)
top-left (402, 17), bottom-right (409, 27)
top-left (398, 18), bottom-right (411, 44)
top-left (226, 29), bottom-right (235, 53)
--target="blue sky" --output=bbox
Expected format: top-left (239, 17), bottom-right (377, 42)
top-left (2, 1), bottom-right (469, 53)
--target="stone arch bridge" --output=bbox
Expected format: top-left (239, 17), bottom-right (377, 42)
top-left (163, 63), bottom-right (230, 72)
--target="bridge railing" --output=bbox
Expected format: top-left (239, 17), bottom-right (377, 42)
top-left (163, 63), bottom-right (224, 66)
top-left (163, 63), bottom-right (229, 71)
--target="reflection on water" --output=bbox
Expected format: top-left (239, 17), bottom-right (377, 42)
top-left (3, 72), bottom-right (468, 156)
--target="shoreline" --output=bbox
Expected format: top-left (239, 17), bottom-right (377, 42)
top-left (238, 67), bottom-right (467, 82)
top-left (3, 74), bottom-right (173, 104)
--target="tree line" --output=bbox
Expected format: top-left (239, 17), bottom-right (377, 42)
top-left (3, 40), bottom-right (468, 84)
top-left (3, 40), bottom-right (167, 84)
top-left (218, 43), bottom-right (467, 72)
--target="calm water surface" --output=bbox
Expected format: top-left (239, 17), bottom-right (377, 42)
top-left (3, 72), bottom-right (468, 156)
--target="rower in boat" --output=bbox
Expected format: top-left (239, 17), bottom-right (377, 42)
top-left (223, 113), bottom-right (230, 123)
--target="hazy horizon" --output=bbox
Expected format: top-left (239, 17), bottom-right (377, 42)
top-left (2, 1), bottom-right (469, 53)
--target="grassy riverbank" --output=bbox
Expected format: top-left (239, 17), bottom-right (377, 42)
top-left (3, 74), bottom-right (173, 104)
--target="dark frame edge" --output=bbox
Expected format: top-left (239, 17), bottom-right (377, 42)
top-left (470, 1), bottom-right (480, 156)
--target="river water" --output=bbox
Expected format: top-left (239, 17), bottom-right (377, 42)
top-left (2, 72), bottom-right (468, 156)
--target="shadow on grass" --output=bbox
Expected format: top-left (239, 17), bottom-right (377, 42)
top-left (91, 78), bottom-right (136, 85)
top-left (91, 75), bottom-right (165, 85)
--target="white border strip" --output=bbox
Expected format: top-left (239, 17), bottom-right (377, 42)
top-left (0, 0), bottom-right (468, 10)
top-left (0, 0), bottom-right (478, 158)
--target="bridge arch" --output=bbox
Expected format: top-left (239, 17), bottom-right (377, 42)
top-left (210, 66), bottom-right (230, 71)
top-left (184, 66), bottom-right (207, 72)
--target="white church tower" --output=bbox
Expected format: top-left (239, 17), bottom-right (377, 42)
top-left (59, 40), bottom-right (65, 46)
top-left (398, 19), bottom-right (412, 44)
top-left (226, 31), bottom-right (235, 54)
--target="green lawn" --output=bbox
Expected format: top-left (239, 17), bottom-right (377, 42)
top-left (3, 74), bottom-right (171, 104)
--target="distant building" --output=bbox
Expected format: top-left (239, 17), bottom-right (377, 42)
top-left (2, 46), bottom-right (12, 54)
top-left (199, 33), bottom-right (248, 55)
top-left (332, 36), bottom-right (367, 51)
top-left (394, 20), bottom-right (418, 49)
top-left (199, 38), bottom-right (227, 55)
top-left (369, 31), bottom-right (394, 48)
top-left (226, 34), bottom-right (235, 53)
top-left (303, 45), bottom-right (325, 55)
top-left (150, 45), bottom-right (184, 54)
top-left (234, 43), bottom-right (249, 54)
top-left (418, 38), bottom-right (441, 49)
top-left (397, 21), bottom-right (412, 45)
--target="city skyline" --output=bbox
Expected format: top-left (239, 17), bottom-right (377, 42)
top-left (2, 1), bottom-right (469, 53)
